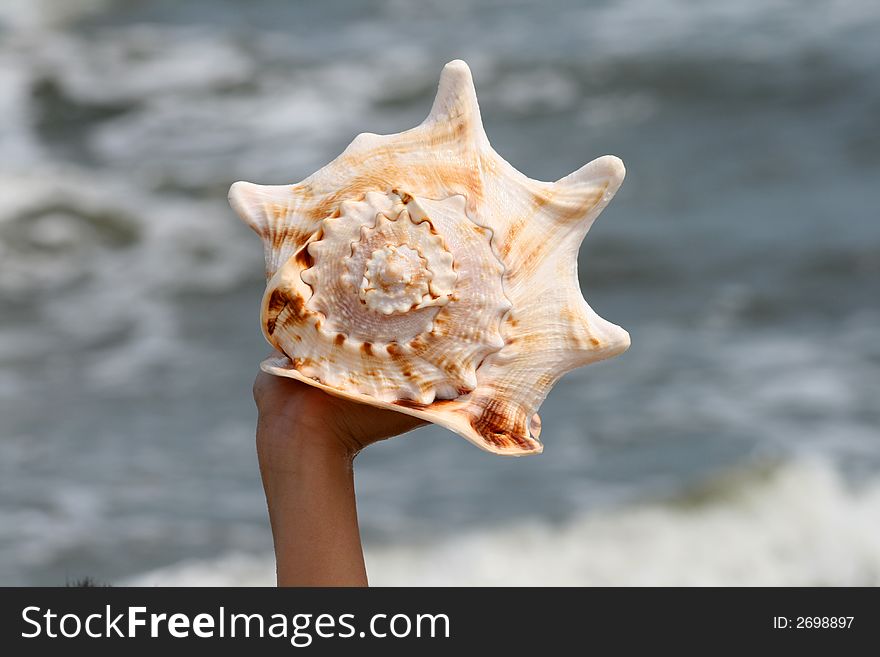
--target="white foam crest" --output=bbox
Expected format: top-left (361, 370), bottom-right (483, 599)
top-left (0, 168), bottom-right (259, 393)
top-left (574, 0), bottom-right (880, 58)
top-left (0, 0), bottom-right (110, 31)
top-left (126, 460), bottom-right (880, 586)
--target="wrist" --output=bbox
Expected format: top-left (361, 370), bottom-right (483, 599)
top-left (256, 411), bottom-right (357, 469)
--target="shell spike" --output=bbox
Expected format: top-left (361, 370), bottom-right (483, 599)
top-left (545, 155), bottom-right (627, 236)
top-left (584, 321), bottom-right (631, 363)
top-left (569, 303), bottom-right (632, 365)
top-left (559, 154), bottom-right (626, 189)
top-left (229, 181), bottom-right (314, 279)
top-left (425, 59), bottom-right (487, 145)
top-left (229, 181), bottom-right (291, 238)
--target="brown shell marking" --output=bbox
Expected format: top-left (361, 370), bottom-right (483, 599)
top-left (265, 287), bottom-right (308, 335)
top-left (463, 395), bottom-right (533, 451)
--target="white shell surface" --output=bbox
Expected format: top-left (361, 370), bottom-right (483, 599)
top-left (275, 190), bottom-right (509, 404)
top-left (229, 60), bottom-right (630, 455)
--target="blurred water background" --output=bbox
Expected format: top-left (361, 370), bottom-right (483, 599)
top-left (1, 0), bottom-right (879, 586)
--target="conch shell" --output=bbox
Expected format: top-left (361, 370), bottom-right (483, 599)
top-left (229, 60), bottom-right (630, 456)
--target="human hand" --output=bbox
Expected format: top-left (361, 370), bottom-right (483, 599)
top-left (253, 366), bottom-right (426, 458)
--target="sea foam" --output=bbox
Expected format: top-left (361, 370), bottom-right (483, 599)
top-left (126, 459), bottom-right (880, 586)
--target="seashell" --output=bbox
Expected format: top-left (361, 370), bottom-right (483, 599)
top-left (229, 60), bottom-right (630, 456)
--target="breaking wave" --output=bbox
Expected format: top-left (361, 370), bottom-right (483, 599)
top-left (127, 460), bottom-right (880, 586)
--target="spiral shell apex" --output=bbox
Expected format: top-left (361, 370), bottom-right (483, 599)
top-left (230, 60), bottom-right (630, 456)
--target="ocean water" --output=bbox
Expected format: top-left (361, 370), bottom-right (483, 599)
top-left (0, 0), bottom-right (878, 586)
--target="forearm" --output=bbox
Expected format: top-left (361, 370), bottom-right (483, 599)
top-left (256, 413), bottom-right (368, 587)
